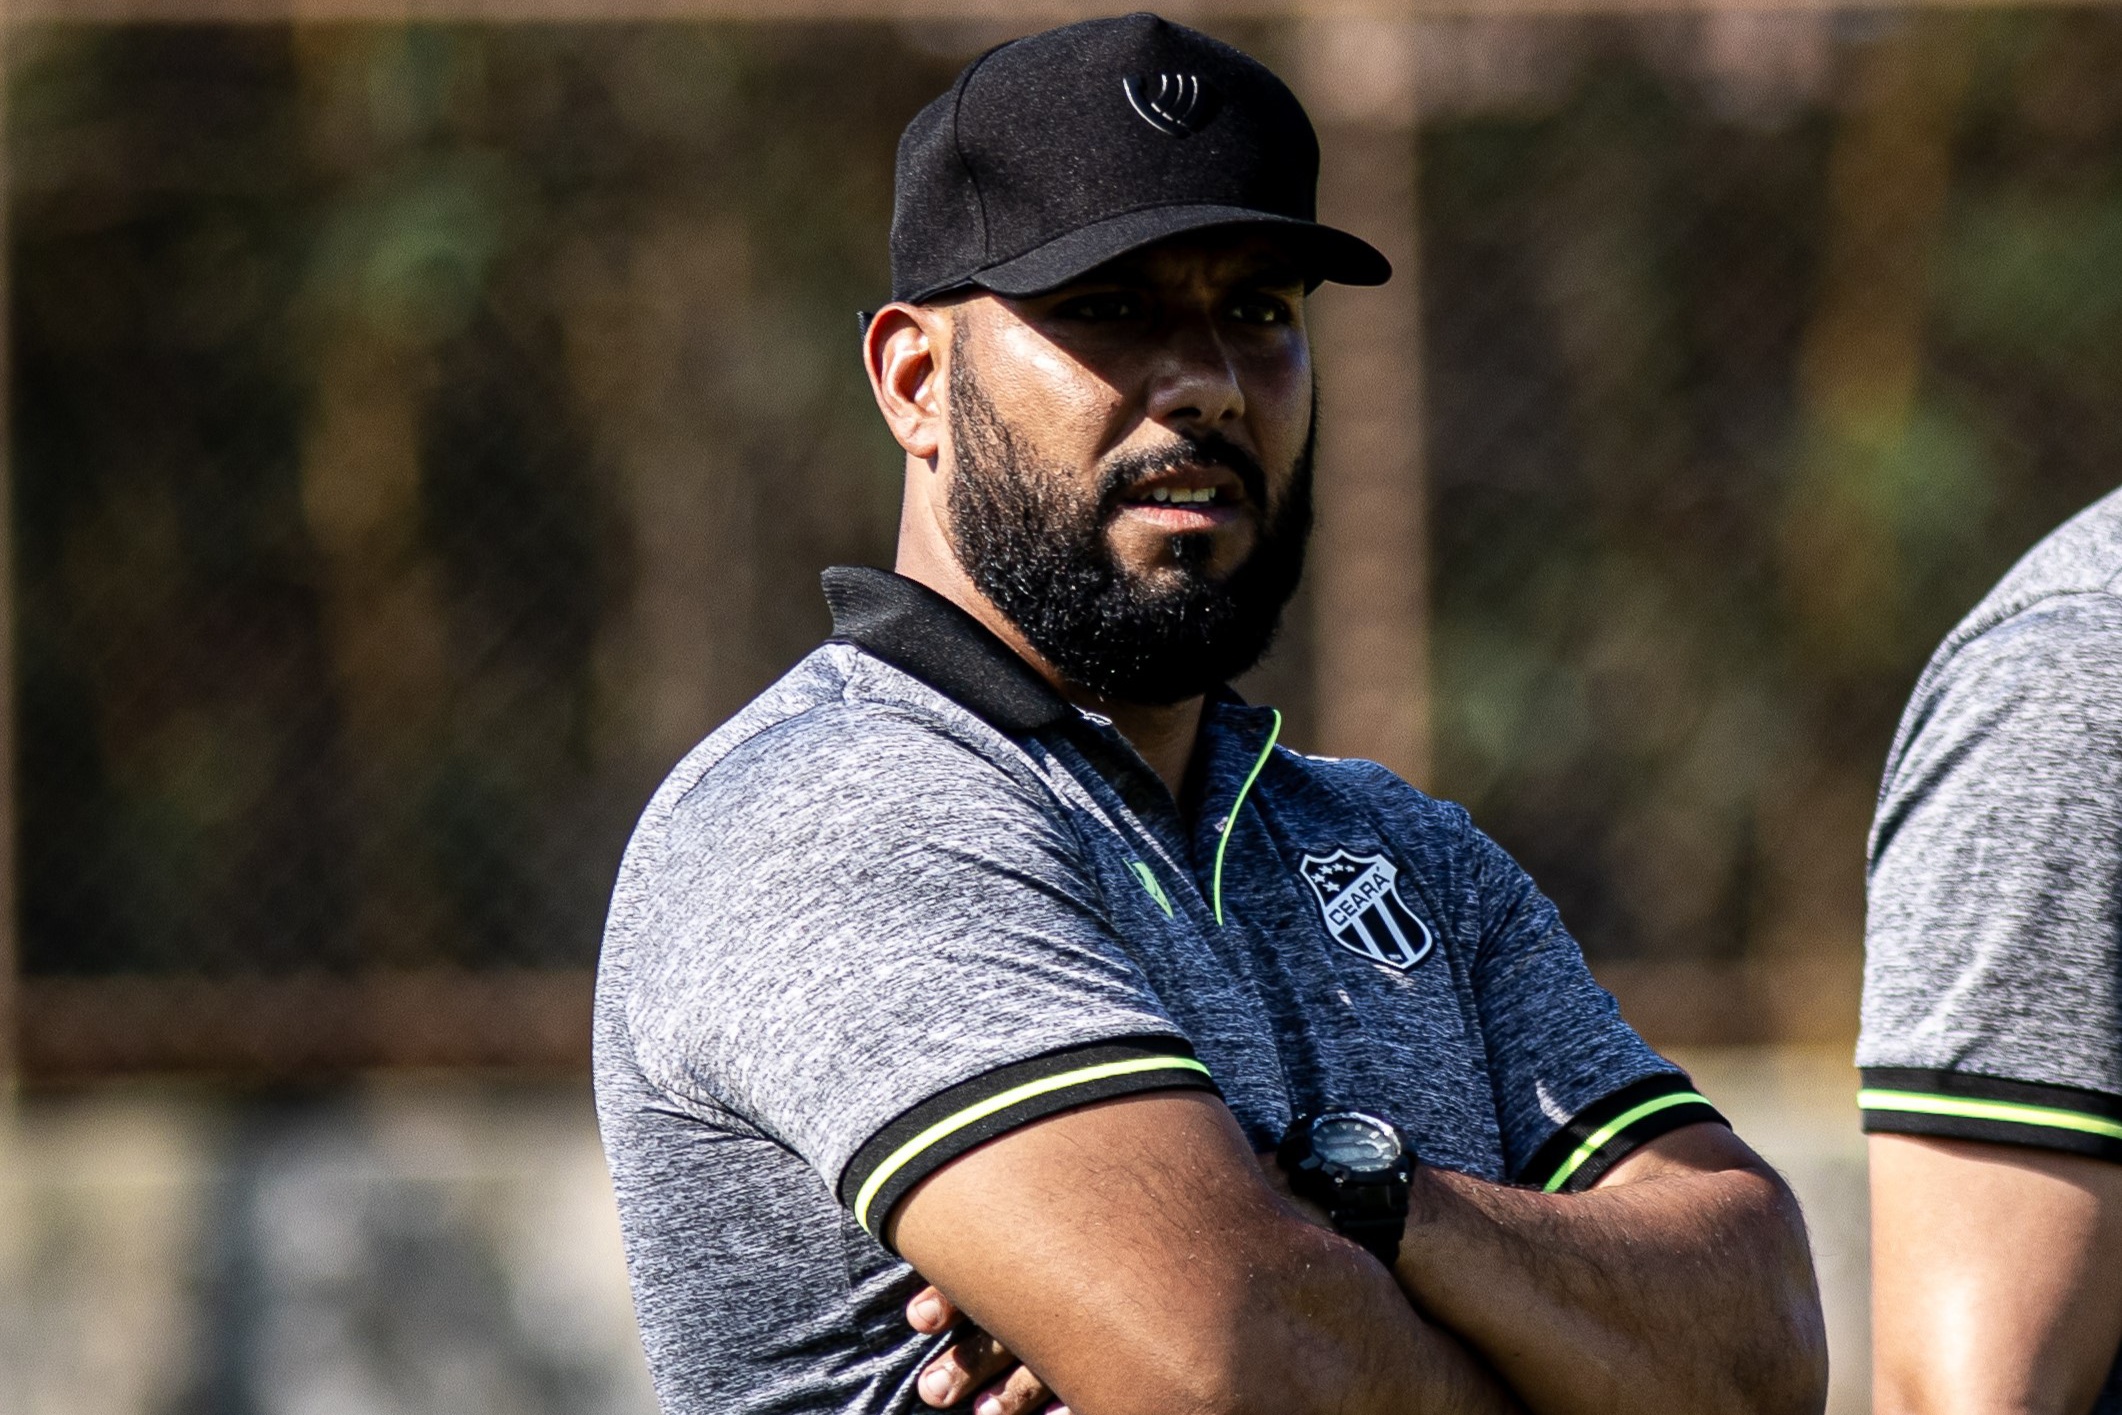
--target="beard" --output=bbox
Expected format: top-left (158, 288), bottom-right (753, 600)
top-left (944, 354), bottom-right (1314, 706)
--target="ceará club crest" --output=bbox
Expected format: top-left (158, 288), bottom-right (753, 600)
top-left (1299, 850), bottom-right (1434, 972)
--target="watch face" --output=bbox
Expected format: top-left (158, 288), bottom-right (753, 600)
top-left (1312, 1114), bottom-right (1402, 1172)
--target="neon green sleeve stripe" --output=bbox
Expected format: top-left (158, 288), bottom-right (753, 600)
top-left (1213, 708), bottom-right (1281, 926)
top-left (1857, 1089), bottom-right (2122, 1142)
top-left (1541, 1091), bottom-right (1712, 1193)
top-left (854, 1056), bottom-right (1213, 1232)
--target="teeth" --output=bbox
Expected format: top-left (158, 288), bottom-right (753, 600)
top-left (1146, 487), bottom-right (1217, 505)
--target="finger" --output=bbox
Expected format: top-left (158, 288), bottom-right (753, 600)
top-left (947, 1328), bottom-right (1016, 1386)
top-left (970, 1363), bottom-right (1053, 1415)
top-left (915, 1327), bottom-right (1013, 1407)
top-left (905, 1285), bottom-right (961, 1334)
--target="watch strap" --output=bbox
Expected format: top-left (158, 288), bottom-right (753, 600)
top-left (1336, 1212), bottom-right (1403, 1266)
top-left (1325, 1171), bottom-right (1408, 1264)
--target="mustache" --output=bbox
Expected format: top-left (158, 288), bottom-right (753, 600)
top-left (1096, 435), bottom-right (1270, 516)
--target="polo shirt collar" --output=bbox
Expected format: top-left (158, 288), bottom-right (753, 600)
top-left (822, 566), bottom-right (1073, 735)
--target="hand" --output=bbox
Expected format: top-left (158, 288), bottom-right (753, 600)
top-left (908, 1284), bottom-right (1068, 1415)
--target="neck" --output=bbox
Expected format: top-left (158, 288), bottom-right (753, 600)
top-left (1072, 694), bottom-right (1204, 800)
top-left (894, 540), bottom-right (1204, 799)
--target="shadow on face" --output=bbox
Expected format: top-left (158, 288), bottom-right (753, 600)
top-left (941, 229), bottom-right (1315, 586)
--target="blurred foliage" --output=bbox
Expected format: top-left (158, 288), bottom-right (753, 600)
top-left (9, 13), bottom-right (2122, 989)
top-left (12, 26), bottom-right (950, 975)
top-left (1424, 10), bottom-right (2122, 964)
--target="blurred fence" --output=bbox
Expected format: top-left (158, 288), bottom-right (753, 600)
top-left (6, 7), bottom-right (2122, 1079)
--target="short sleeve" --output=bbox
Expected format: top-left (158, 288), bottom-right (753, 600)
top-left (1858, 594), bottom-right (2122, 1161)
top-left (1460, 818), bottom-right (1725, 1192)
top-left (623, 706), bottom-right (1216, 1242)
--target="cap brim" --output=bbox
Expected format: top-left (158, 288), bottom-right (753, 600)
top-left (925, 204), bottom-right (1391, 303)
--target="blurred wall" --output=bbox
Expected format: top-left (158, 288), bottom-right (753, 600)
top-left (0, 1054), bottom-right (1871, 1415)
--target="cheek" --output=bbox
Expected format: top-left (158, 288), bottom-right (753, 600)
top-left (1246, 356), bottom-right (1313, 460)
top-left (982, 328), bottom-right (1129, 460)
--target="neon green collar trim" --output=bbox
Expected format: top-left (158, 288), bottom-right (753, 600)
top-left (1212, 708), bottom-right (1281, 926)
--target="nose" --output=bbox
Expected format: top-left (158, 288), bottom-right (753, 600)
top-left (1145, 312), bottom-right (1244, 435)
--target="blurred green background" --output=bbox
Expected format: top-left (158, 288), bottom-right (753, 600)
top-left (13, 12), bottom-right (2121, 1034)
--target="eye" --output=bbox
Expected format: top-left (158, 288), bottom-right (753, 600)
top-left (1227, 292), bottom-right (1294, 326)
top-left (1053, 291), bottom-right (1146, 322)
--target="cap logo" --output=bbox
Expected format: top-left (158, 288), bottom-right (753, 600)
top-left (1124, 72), bottom-right (1213, 137)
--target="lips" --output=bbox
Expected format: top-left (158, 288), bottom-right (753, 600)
top-left (1114, 463), bottom-right (1248, 531)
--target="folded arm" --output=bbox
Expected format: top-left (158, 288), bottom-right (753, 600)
top-left (889, 1087), bottom-right (1521, 1415)
top-left (920, 1118), bottom-right (1825, 1415)
top-left (1389, 1122), bottom-right (1826, 1415)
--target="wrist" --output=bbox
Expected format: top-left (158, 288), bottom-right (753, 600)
top-left (1278, 1111), bottom-right (1416, 1267)
top-left (1258, 1149), bottom-right (1336, 1229)
top-left (1404, 1157), bottom-right (1450, 1230)
top-left (1391, 1165), bottom-right (1503, 1311)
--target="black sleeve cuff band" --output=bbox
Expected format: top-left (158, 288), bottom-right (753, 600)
top-left (1516, 1072), bottom-right (1727, 1194)
top-left (839, 1034), bottom-right (1219, 1246)
top-left (1859, 1067), bottom-right (2122, 1164)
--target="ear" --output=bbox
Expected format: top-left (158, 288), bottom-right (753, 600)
top-left (864, 302), bottom-right (950, 464)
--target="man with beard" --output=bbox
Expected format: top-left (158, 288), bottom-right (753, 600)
top-left (593, 16), bottom-right (1825, 1415)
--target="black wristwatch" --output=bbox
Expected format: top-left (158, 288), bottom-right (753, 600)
top-left (1277, 1111), bottom-right (1415, 1266)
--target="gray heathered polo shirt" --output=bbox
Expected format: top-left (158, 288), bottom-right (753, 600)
top-left (595, 567), bottom-right (1721, 1415)
top-left (1859, 487), bottom-right (2122, 1408)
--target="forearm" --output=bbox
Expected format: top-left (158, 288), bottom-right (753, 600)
top-left (1393, 1151), bottom-right (1824, 1415)
top-left (1386, 1321), bottom-right (1526, 1415)
top-left (916, 1253), bottom-right (1521, 1415)
top-left (1197, 1215), bottom-right (1523, 1415)
top-left (932, 1202), bottom-right (1525, 1415)
top-left (895, 1091), bottom-right (1523, 1415)
top-left (909, 1264), bottom-right (1523, 1415)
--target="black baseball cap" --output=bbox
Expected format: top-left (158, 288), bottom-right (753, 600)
top-left (887, 12), bottom-right (1391, 306)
